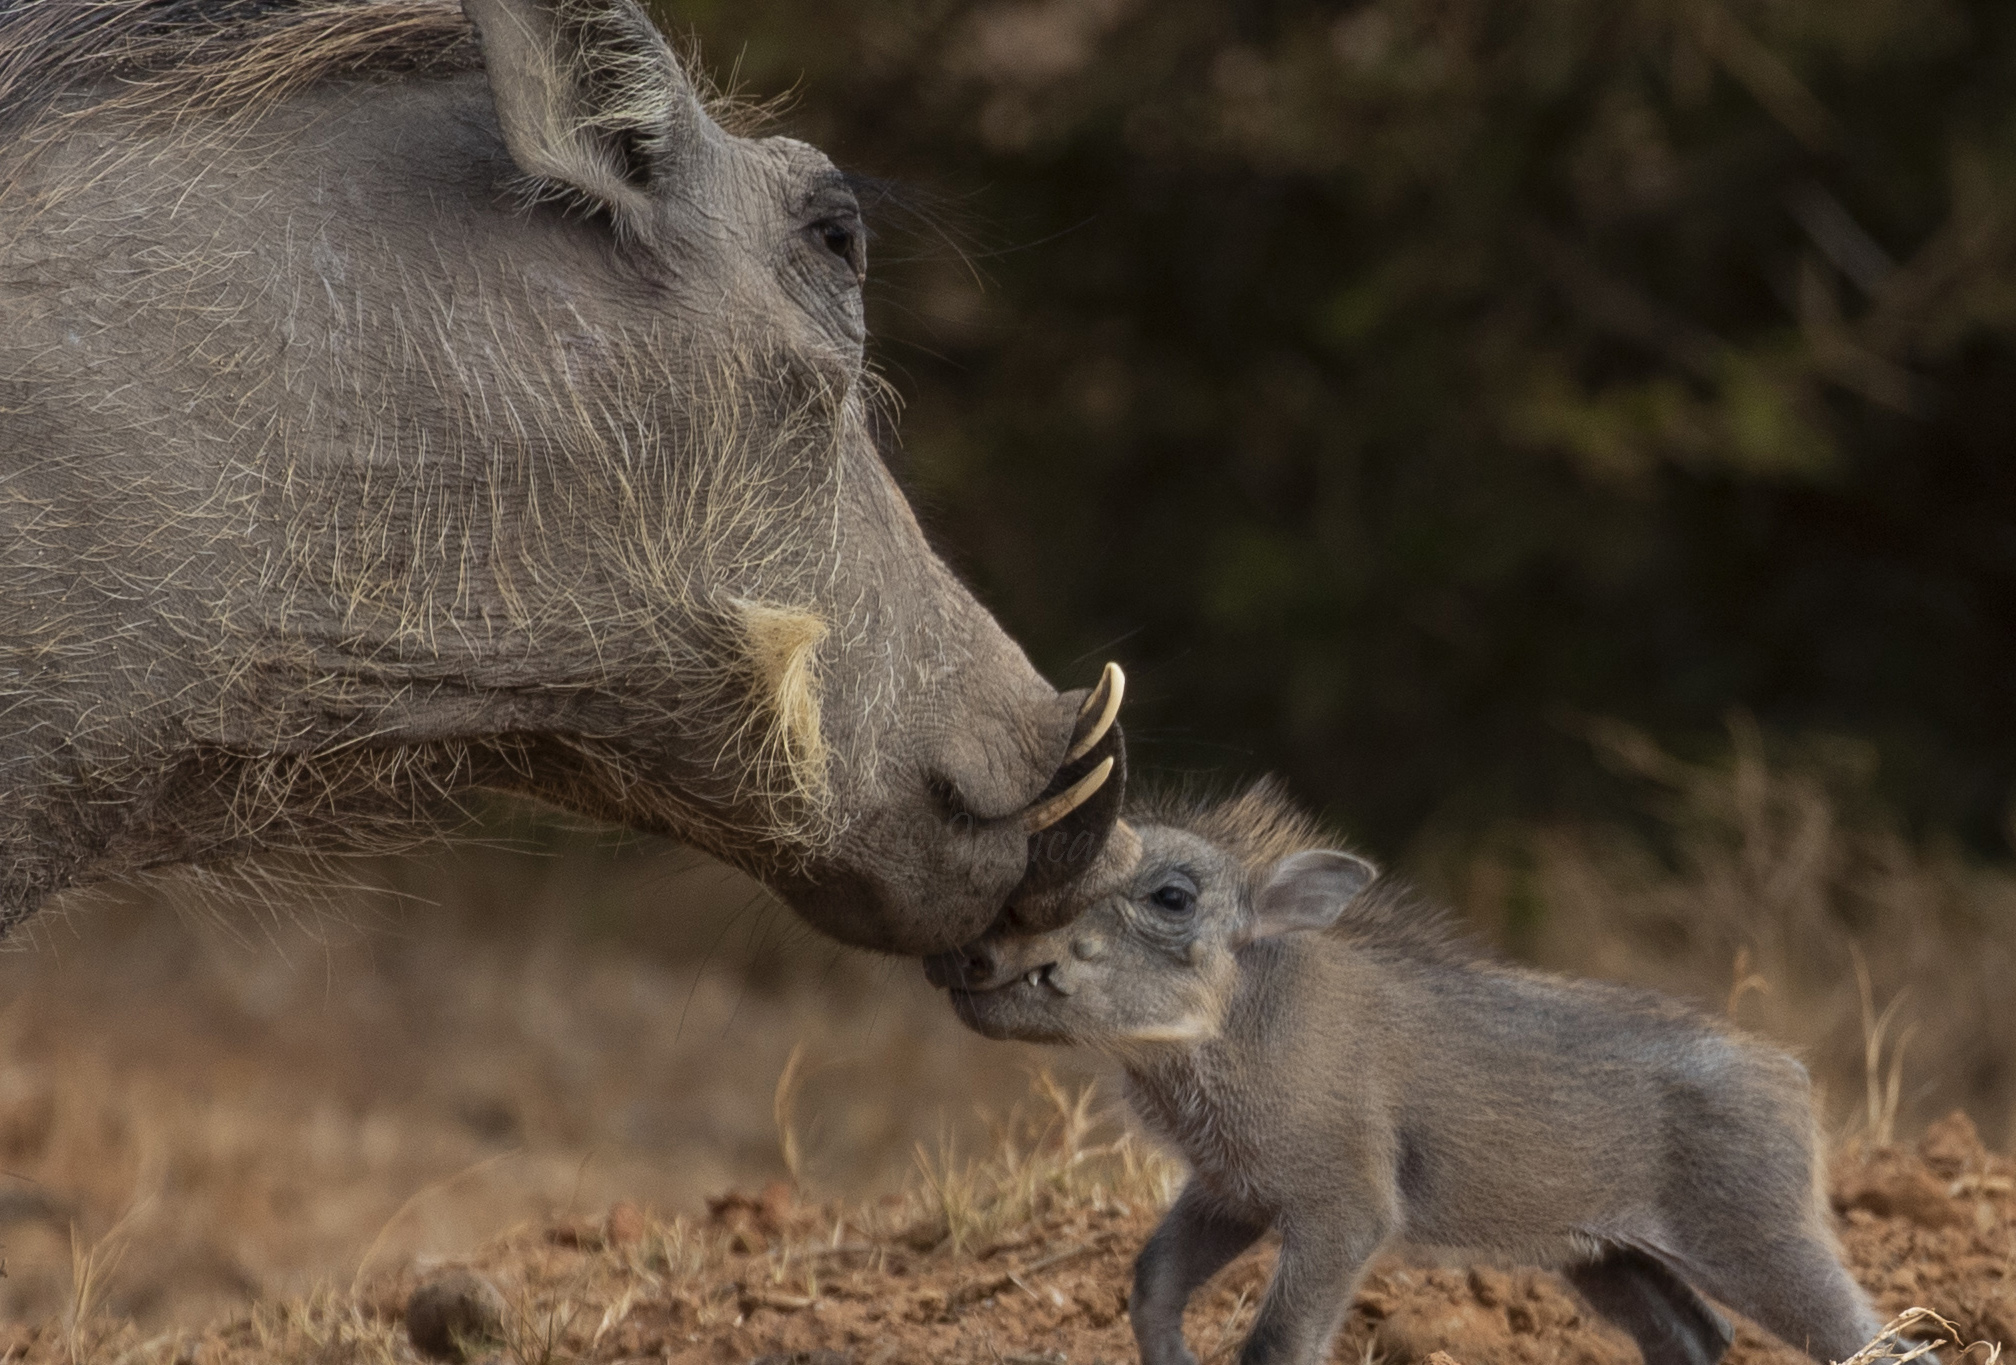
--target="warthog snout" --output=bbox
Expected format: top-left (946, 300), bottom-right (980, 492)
top-left (776, 663), bottom-right (1129, 956)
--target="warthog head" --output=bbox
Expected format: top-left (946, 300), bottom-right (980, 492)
top-left (0, 0), bottom-right (1124, 952)
top-left (925, 783), bottom-right (1378, 1046)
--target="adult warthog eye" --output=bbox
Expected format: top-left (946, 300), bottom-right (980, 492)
top-left (1149, 881), bottom-right (1197, 916)
top-left (808, 214), bottom-right (865, 283)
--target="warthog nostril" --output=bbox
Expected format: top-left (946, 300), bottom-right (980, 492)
top-left (923, 947), bottom-right (993, 990)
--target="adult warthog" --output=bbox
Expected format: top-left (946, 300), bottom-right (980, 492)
top-left (0, 0), bottom-right (1125, 952)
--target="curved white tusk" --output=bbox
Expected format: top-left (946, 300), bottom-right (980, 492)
top-left (1064, 661), bottom-right (1126, 763)
top-left (1022, 756), bottom-right (1115, 833)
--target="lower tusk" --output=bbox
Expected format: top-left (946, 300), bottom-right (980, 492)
top-left (1022, 756), bottom-right (1115, 833)
top-left (1105, 819), bottom-right (1143, 871)
top-left (1026, 969), bottom-right (1041, 988)
top-left (1064, 662), bottom-right (1126, 763)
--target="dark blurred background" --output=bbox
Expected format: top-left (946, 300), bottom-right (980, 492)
top-left (670, 0), bottom-right (2016, 858)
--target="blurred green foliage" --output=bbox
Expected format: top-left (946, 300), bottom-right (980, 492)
top-left (674, 0), bottom-right (2016, 854)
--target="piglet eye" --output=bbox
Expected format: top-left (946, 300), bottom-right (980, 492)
top-left (1150, 882), bottom-right (1196, 916)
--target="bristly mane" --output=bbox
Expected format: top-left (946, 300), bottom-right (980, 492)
top-left (0, 0), bottom-right (478, 125)
top-left (1134, 775), bottom-right (1337, 871)
top-left (1136, 775), bottom-right (1479, 964)
top-left (0, 0), bottom-right (768, 144)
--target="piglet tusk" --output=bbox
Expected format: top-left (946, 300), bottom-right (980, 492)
top-left (1064, 662), bottom-right (1126, 763)
top-left (1022, 756), bottom-right (1115, 833)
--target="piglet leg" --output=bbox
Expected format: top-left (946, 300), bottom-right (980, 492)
top-left (1236, 1200), bottom-right (1389, 1365)
top-left (1131, 1181), bottom-right (1270, 1365)
top-left (1566, 1247), bottom-right (1734, 1365)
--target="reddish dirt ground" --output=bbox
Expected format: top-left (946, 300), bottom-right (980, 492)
top-left (653, 1123), bottom-right (2011, 1363)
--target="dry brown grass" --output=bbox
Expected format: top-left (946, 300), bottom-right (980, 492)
top-left (908, 1070), bottom-right (1180, 1257)
top-left (0, 820), bottom-right (1086, 1331)
top-left (1436, 718), bottom-right (2016, 1148)
top-left (18, 1098), bottom-right (2014, 1365)
top-left (13, 1065), bottom-right (1181, 1365)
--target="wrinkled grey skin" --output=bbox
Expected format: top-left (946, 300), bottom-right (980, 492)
top-left (0, 0), bottom-right (1122, 952)
top-left (930, 819), bottom-right (1891, 1365)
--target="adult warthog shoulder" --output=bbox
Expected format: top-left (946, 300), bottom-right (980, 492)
top-left (0, 0), bottom-right (1125, 952)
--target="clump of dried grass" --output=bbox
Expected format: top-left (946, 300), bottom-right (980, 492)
top-left (909, 1070), bottom-right (1180, 1256)
top-left (1839, 1307), bottom-right (1998, 1365)
top-left (1447, 717), bottom-right (2016, 1147)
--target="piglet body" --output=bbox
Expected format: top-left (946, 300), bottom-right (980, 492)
top-left (932, 783), bottom-right (1889, 1365)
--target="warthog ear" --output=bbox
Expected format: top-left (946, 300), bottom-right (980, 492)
top-left (1245, 849), bottom-right (1377, 942)
top-left (462, 0), bottom-right (704, 226)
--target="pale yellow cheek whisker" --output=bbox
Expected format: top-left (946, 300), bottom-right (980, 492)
top-left (1122, 1017), bottom-right (1214, 1045)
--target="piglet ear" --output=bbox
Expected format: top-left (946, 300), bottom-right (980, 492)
top-left (1245, 849), bottom-right (1377, 942)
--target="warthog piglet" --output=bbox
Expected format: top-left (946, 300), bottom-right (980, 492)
top-left (927, 781), bottom-right (1899, 1365)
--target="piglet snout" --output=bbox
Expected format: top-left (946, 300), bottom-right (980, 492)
top-left (923, 939), bottom-right (1061, 992)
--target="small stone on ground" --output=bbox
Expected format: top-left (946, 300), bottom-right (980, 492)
top-left (406, 1268), bottom-right (507, 1362)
